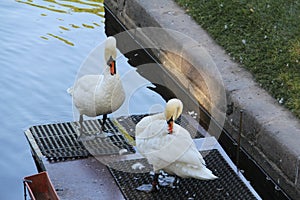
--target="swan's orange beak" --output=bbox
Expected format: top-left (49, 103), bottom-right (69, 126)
top-left (167, 117), bottom-right (173, 134)
top-left (109, 60), bottom-right (116, 75)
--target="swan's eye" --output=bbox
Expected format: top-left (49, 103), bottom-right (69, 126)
top-left (106, 55), bottom-right (114, 66)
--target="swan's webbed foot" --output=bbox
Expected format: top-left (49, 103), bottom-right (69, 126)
top-left (136, 183), bottom-right (159, 193)
top-left (170, 175), bottom-right (180, 188)
top-left (136, 173), bottom-right (159, 193)
top-left (76, 128), bottom-right (90, 142)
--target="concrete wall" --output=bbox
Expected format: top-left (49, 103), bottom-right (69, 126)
top-left (105, 0), bottom-right (300, 198)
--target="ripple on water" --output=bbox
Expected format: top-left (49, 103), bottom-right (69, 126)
top-left (0, 0), bottom-right (110, 199)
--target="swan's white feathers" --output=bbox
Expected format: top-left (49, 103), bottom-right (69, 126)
top-left (72, 73), bottom-right (124, 117)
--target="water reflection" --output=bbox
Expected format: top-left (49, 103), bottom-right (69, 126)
top-left (47, 33), bottom-right (75, 45)
top-left (16, 0), bottom-right (104, 46)
top-left (0, 0), bottom-right (107, 199)
top-left (16, 0), bottom-right (104, 15)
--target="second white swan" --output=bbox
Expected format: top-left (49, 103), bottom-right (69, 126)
top-left (135, 98), bottom-right (217, 191)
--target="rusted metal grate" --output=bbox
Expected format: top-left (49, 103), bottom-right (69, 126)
top-left (28, 118), bottom-right (135, 161)
top-left (108, 149), bottom-right (257, 200)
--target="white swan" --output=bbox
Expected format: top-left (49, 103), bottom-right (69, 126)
top-left (135, 98), bottom-right (217, 191)
top-left (68, 36), bottom-right (125, 138)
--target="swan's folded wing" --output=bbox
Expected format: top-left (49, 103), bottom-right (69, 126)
top-left (72, 75), bottom-right (104, 115)
top-left (135, 113), bottom-right (164, 138)
top-left (141, 124), bottom-right (205, 169)
top-left (74, 75), bottom-right (103, 93)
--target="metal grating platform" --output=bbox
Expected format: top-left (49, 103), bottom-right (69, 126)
top-left (28, 118), bottom-right (135, 161)
top-left (26, 114), bottom-right (202, 162)
top-left (108, 149), bottom-right (257, 200)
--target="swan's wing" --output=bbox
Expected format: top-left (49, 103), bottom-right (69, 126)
top-left (137, 122), bottom-right (205, 170)
top-left (135, 113), bottom-right (164, 137)
top-left (74, 75), bottom-right (103, 93)
top-left (136, 120), bottom-right (170, 169)
top-left (72, 75), bottom-right (104, 115)
top-left (172, 125), bottom-right (206, 165)
top-left (135, 115), bottom-right (152, 137)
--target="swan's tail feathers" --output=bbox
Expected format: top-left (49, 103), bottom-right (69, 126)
top-left (67, 86), bottom-right (73, 96)
top-left (197, 167), bottom-right (218, 180)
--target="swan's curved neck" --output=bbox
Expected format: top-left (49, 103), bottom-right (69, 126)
top-left (164, 99), bottom-right (183, 133)
top-left (104, 36), bottom-right (117, 77)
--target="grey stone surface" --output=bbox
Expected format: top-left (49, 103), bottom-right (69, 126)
top-left (46, 157), bottom-right (125, 200)
top-left (105, 0), bottom-right (300, 198)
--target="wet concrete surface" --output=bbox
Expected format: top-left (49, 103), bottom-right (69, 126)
top-left (45, 157), bottom-right (124, 200)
